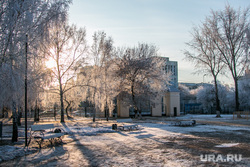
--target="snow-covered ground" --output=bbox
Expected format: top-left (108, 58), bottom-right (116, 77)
top-left (0, 114), bottom-right (250, 166)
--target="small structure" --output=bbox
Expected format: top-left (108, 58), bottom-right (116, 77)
top-left (117, 57), bottom-right (180, 118)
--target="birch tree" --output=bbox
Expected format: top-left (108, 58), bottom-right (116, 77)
top-left (0, 0), bottom-right (71, 66)
top-left (41, 23), bottom-right (87, 122)
top-left (87, 31), bottom-right (116, 122)
top-left (197, 82), bottom-right (235, 114)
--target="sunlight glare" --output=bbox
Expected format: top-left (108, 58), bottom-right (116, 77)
top-left (45, 57), bottom-right (57, 69)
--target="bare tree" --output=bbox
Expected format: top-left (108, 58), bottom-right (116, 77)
top-left (87, 31), bottom-right (115, 122)
top-left (42, 23), bottom-right (87, 122)
top-left (0, 0), bottom-right (71, 66)
top-left (114, 43), bottom-right (169, 118)
top-left (206, 5), bottom-right (249, 111)
top-left (185, 24), bottom-right (225, 117)
top-left (0, 0), bottom-right (71, 140)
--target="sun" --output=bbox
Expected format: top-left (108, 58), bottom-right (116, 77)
top-left (45, 57), bottom-right (57, 69)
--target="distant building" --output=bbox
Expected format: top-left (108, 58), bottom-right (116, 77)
top-left (163, 57), bottom-right (178, 90)
top-left (117, 57), bottom-right (180, 117)
top-left (163, 57), bottom-right (180, 117)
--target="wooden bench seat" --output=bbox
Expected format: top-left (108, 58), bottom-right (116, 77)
top-left (173, 120), bottom-right (196, 127)
top-left (115, 118), bottom-right (139, 131)
top-left (29, 124), bottom-right (64, 148)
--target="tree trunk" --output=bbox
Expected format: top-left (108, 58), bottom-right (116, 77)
top-left (106, 107), bottom-right (109, 121)
top-left (235, 78), bottom-right (241, 118)
top-left (65, 105), bottom-right (71, 119)
top-left (70, 107), bottom-right (72, 114)
top-left (64, 99), bottom-right (71, 119)
top-left (234, 77), bottom-right (240, 111)
top-left (65, 107), bottom-right (69, 118)
top-left (105, 102), bottom-right (109, 121)
top-left (92, 90), bottom-right (96, 122)
top-left (12, 102), bottom-right (18, 142)
top-left (131, 79), bottom-right (138, 118)
top-left (237, 112), bottom-right (242, 118)
top-left (93, 107), bottom-right (96, 122)
top-left (59, 84), bottom-right (64, 122)
top-left (85, 107), bottom-right (87, 117)
top-left (37, 107), bottom-right (40, 121)
top-left (58, 73), bottom-right (65, 122)
top-left (60, 90), bottom-right (64, 122)
top-left (17, 106), bottom-right (22, 126)
top-left (214, 77), bottom-right (221, 118)
top-left (54, 105), bottom-right (57, 120)
top-left (34, 107), bottom-right (37, 122)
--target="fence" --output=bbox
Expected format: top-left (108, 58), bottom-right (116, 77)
top-left (233, 111), bottom-right (249, 120)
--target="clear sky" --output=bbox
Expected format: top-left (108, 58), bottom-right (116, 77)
top-left (69, 0), bottom-right (249, 85)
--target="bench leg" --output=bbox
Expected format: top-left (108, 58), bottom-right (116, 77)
top-left (36, 138), bottom-right (44, 148)
top-left (48, 137), bottom-right (63, 146)
top-left (57, 137), bottom-right (63, 143)
top-left (49, 138), bottom-right (54, 146)
top-left (27, 136), bottom-right (32, 147)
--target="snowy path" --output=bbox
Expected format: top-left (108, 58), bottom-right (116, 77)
top-left (0, 115), bottom-right (250, 166)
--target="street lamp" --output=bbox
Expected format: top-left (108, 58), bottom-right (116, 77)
top-left (203, 74), bottom-right (207, 85)
top-left (25, 34), bottom-right (28, 147)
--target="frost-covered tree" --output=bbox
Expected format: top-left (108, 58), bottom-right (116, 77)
top-left (0, 0), bottom-right (71, 66)
top-left (197, 82), bottom-right (235, 114)
top-left (197, 84), bottom-right (216, 114)
top-left (185, 21), bottom-right (225, 117)
top-left (41, 22), bottom-right (87, 123)
top-left (86, 31), bottom-right (116, 122)
top-left (114, 43), bottom-right (169, 117)
top-left (219, 84), bottom-right (235, 113)
top-left (202, 5), bottom-right (250, 111)
top-left (0, 0), bottom-right (71, 140)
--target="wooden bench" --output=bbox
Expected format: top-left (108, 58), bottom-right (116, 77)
top-left (115, 118), bottom-right (139, 131)
top-left (29, 124), bottom-right (65, 148)
top-left (173, 120), bottom-right (196, 127)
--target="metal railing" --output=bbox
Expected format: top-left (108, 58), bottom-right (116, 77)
top-left (233, 111), bottom-right (249, 120)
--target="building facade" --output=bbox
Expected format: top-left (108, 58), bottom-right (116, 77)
top-left (117, 57), bottom-right (180, 117)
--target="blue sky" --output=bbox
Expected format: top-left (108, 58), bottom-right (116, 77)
top-left (69, 0), bottom-right (249, 84)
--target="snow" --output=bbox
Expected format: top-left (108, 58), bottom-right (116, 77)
top-left (0, 146), bottom-right (36, 162)
top-left (0, 114), bottom-right (250, 166)
top-left (215, 143), bottom-right (239, 148)
top-left (175, 114), bottom-right (234, 120)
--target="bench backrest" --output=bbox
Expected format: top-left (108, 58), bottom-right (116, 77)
top-left (31, 124), bottom-right (55, 131)
top-left (116, 118), bottom-right (133, 123)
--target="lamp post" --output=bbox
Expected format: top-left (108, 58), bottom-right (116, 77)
top-left (25, 34), bottom-right (28, 147)
top-left (203, 74), bottom-right (207, 85)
